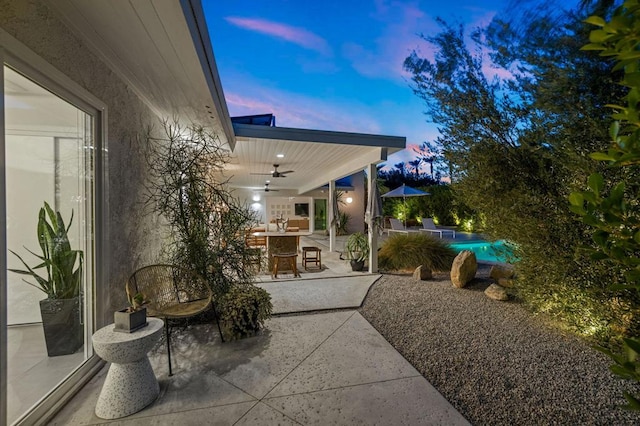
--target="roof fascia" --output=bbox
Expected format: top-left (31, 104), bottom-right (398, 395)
top-left (180, 0), bottom-right (235, 150)
top-left (233, 123), bottom-right (406, 150)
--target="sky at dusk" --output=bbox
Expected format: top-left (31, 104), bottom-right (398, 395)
top-left (204, 0), bottom-right (513, 168)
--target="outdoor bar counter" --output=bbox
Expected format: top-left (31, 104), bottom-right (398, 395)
top-left (251, 230), bottom-right (312, 269)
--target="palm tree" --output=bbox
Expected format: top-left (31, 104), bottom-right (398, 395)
top-left (408, 159), bottom-right (422, 178)
top-left (394, 162), bottom-right (406, 177)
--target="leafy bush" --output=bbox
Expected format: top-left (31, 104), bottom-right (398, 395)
top-left (378, 233), bottom-right (456, 272)
top-left (569, 2), bottom-right (640, 409)
top-left (336, 211), bottom-right (350, 236)
top-left (218, 284), bottom-right (272, 341)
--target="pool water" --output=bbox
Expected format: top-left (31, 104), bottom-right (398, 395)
top-left (449, 240), bottom-right (515, 263)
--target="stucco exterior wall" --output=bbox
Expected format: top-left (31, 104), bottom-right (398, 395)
top-left (344, 171), bottom-right (365, 234)
top-left (0, 0), bottom-right (165, 321)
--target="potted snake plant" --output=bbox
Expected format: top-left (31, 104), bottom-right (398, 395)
top-left (345, 232), bottom-right (369, 271)
top-left (9, 202), bottom-right (84, 356)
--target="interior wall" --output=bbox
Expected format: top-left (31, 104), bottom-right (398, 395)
top-left (265, 195), bottom-right (313, 227)
top-left (0, 0), bottom-right (165, 322)
top-left (344, 171), bottom-right (365, 234)
top-left (5, 135), bottom-right (54, 324)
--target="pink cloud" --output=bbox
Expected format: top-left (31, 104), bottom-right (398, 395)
top-left (342, 2), bottom-right (437, 81)
top-left (225, 89), bottom-right (383, 135)
top-left (225, 17), bottom-right (332, 56)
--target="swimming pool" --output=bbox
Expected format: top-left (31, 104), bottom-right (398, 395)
top-left (449, 240), bottom-right (516, 263)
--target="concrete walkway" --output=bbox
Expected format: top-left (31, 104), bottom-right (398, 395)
top-left (49, 270), bottom-right (469, 425)
top-left (258, 275), bottom-right (380, 314)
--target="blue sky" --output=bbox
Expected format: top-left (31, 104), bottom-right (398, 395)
top-left (204, 1), bottom-right (510, 167)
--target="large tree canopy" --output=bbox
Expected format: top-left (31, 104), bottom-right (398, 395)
top-left (404, 0), bottom-right (631, 340)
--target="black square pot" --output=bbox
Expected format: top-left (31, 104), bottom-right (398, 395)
top-left (40, 297), bottom-right (83, 357)
top-left (114, 307), bottom-right (148, 333)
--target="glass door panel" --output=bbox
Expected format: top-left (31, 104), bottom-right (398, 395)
top-left (314, 199), bottom-right (327, 230)
top-left (4, 65), bottom-right (94, 425)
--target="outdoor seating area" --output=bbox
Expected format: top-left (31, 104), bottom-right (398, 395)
top-left (385, 217), bottom-right (457, 239)
top-left (420, 218), bottom-right (456, 239)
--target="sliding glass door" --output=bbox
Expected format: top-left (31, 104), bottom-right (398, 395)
top-left (4, 64), bottom-right (95, 425)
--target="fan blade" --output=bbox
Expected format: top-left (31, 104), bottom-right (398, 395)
top-left (250, 172), bottom-right (273, 175)
top-left (279, 170), bottom-right (294, 174)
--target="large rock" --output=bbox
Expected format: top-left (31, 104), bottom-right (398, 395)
top-left (450, 250), bottom-right (477, 288)
top-left (490, 264), bottom-right (515, 280)
top-left (413, 265), bottom-right (432, 281)
top-left (498, 277), bottom-right (515, 288)
top-left (485, 283), bottom-right (509, 301)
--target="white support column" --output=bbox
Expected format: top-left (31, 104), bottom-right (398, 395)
top-left (367, 163), bottom-right (378, 273)
top-left (328, 180), bottom-right (336, 252)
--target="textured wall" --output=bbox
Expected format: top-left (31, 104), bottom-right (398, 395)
top-left (0, 0), bottom-right (166, 324)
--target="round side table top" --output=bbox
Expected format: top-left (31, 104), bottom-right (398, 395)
top-left (93, 317), bottom-right (163, 343)
top-left (93, 317), bottom-right (163, 363)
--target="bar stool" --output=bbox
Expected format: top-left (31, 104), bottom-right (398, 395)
top-left (302, 246), bottom-right (322, 270)
top-left (272, 253), bottom-right (300, 278)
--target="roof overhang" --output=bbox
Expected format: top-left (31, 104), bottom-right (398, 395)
top-left (47, 0), bottom-right (407, 193)
top-left (231, 123), bottom-right (405, 194)
top-left (49, 0), bottom-right (236, 149)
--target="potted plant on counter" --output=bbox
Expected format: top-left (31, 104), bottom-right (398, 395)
top-left (345, 232), bottom-right (370, 271)
top-left (9, 202), bottom-right (84, 356)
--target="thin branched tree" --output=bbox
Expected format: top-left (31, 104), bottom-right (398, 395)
top-left (144, 120), bottom-right (261, 300)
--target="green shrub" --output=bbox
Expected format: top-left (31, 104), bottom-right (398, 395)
top-left (218, 284), bottom-right (272, 341)
top-left (378, 233), bottom-right (456, 272)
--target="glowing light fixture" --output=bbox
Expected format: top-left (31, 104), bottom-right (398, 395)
top-left (276, 153), bottom-right (284, 158)
top-left (346, 196), bottom-right (353, 204)
top-left (252, 194), bottom-right (260, 202)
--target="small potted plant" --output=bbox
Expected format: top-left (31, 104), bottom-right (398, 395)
top-left (345, 232), bottom-right (369, 271)
top-left (114, 292), bottom-right (149, 333)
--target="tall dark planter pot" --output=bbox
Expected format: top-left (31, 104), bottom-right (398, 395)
top-left (350, 260), bottom-right (365, 271)
top-left (40, 297), bottom-right (83, 357)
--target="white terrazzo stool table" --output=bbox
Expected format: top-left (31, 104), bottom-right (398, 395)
top-left (92, 317), bottom-right (163, 419)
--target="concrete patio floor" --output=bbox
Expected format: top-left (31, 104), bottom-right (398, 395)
top-left (48, 239), bottom-right (471, 425)
top-left (50, 310), bottom-right (468, 425)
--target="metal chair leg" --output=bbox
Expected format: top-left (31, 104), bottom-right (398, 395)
top-left (165, 318), bottom-right (173, 376)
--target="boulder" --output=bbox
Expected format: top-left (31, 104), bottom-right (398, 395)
top-left (413, 265), bottom-right (432, 281)
top-left (498, 277), bottom-right (515, 288)
top-left (490, 264), bottom-right (515, 280)
top-left (485, 283), bottom-right (509, 301)
top-left (450, 250), bottom-right (477, 288)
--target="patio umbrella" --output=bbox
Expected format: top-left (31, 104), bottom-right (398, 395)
top-left (381, 184), bottom-right (430, 228)
top-left (366, 181), bottom-right (383, 235)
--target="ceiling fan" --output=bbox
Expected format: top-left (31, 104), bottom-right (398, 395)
top-left (251, 164), bottom-right (294, 178)
top-left (263, 183), bottom-right (279, 192)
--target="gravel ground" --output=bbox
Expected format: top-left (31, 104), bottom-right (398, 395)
top-left (359, 267), bottom-right (640, 426)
